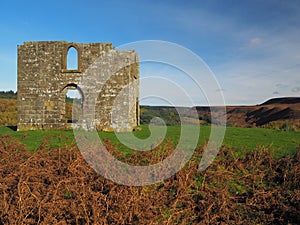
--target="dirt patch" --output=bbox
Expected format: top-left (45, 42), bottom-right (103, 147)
top-left (0, 135), bottom-right (299, 224)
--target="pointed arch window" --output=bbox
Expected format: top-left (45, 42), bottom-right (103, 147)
top-left (62, 43), bottom-right (81, 73)
top-left (67, 47), bottom-right (78, 70)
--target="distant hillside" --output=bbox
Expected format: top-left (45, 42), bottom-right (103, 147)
top-left (261, 97), bottom-right (300, 105)
top-left (0, 96), bottom-right (299, 130)
top-left (0, 99), bottom-right (17, 126)
top-left (224, 97), bottom-right (300, 127)
top-left (142, 97), bottom-right (300, 130)
top-left (140, 106), bottom-right (193, 125)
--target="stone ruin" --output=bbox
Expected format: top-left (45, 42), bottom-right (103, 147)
top-left (17, 41), bottom-right (140, 132)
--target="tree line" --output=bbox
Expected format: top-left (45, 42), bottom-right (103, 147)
top-left (0, 90), bottom-right (17, 99)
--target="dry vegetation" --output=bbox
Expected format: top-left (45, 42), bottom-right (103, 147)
top-left (0, 135), bottom-right (299, 225)
top-left (262, 120), bottom-right (300, 131)
top-left (0, 99), bottom-right (17, 126)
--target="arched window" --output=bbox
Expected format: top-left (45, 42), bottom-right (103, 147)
top-left (62, 43), bottom-right (81, 73)
top-left (66, 47), bottom-right (78, 70)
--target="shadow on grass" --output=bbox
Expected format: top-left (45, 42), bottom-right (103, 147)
top-left (6, 126), bottom-right (17, 131)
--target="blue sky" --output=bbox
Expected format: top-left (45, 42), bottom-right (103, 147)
top-left (1, 0), bottom-right (300, 105)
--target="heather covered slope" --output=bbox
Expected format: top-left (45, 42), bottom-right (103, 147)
top-left (0, 135), bottom-right (299, 224)
top-left (225, 97), bottom-right (300, 127)
top-left (261, 97), bottom-right (300, 105)
top-left (141, 97), bottom-right (300, 128)
top-left (0, 99), bottom-right (17, 126)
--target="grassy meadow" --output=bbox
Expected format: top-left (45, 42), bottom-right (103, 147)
top-left (0, 124), bottom-right (299, 158)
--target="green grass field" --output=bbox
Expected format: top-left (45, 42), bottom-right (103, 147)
top-left (0, 125), bottom-right (299, 158)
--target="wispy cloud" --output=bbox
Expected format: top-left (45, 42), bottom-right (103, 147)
top-left (249, 38), bottom-right (262, 47)
top-left (144, 1), bottom-right (300, 105)
top-left (292, 87), bottom-right (300, 92)
top-left (212, 15), bottom-right (300, 104)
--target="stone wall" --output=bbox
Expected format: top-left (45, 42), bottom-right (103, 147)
top-left (17, 41), bottom-right (139, 131)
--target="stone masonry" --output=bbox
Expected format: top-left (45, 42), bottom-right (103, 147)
top-left (17, 41), bottom-right (140, 131)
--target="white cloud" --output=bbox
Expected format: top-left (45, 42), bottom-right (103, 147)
top-left (144, 1), bottom-right (299, 106)
top-left (249, 37), bottom-right (262, 46)
top-left (292, 87), bottom-right (300, 92)
top-left (212, 21), bottom-right (300, 105)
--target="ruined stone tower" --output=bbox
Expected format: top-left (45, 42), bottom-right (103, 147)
top-left (17, 41), bottom-right (139, 131)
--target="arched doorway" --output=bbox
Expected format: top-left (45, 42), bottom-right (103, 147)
top-left (61, 84), bottom-right (84, 128)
